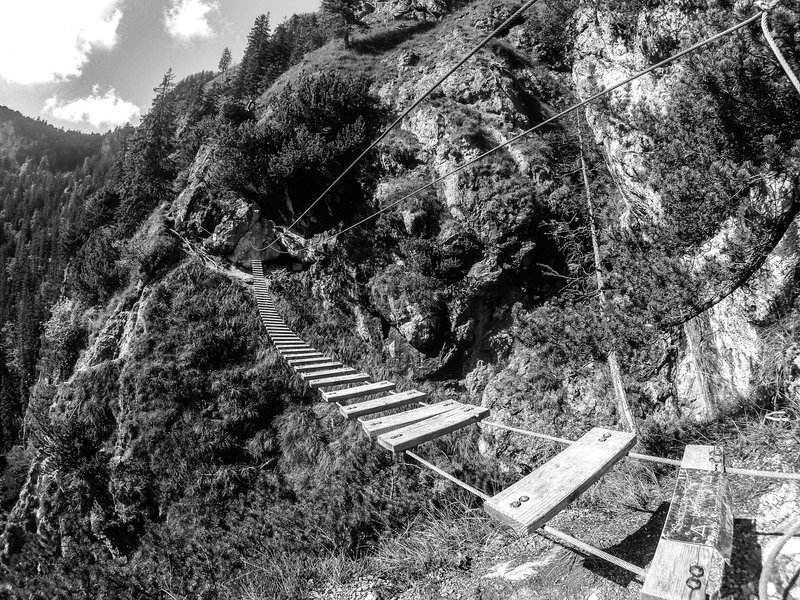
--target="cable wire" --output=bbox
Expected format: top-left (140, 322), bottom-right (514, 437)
top-left (759, 517), bottom-right (800, 600)
top-left (479, 420), bottom-right (800, 480)
top-left (404, 449), bottom-right (648, 579)
top-left (761, 8), bottom-right (800, 95)
top-left (319, 10), bottom-right (765, 246)
top-left (260, 0), bottom-right (539, 251)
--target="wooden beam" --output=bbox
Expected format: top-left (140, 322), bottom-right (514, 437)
top-left (293, 362), bottom-right (344, 373)
top-left (308, 373), bottom-right (371, 389)
top-left (483, 428), bottom-right (636, 535)
top-left (377, 405), bottom-right (489, 453)
top-left (286, 356), bottom-right (331, 366)
top-left (360, 399), bottom-right (458, 436)
top-left (336, 388), bottom-right (426, 418)
top-left (281, 352), bottom-right (324, 359)
top-left (641, 445), bottom-right (733, 600)
top-left (321, 381), bottom-right (396, 403)
top-left (299, 367), bottom-right (358, 381)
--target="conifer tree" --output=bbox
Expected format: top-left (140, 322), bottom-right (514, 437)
top-left (218, 47), bottom-right (232, 77)
top-left (116, 69), bottom-right (178, 228)
top-left (235, 14), bottom-right (272, 101)
top-left (321, 0), bottom-right (369, 49)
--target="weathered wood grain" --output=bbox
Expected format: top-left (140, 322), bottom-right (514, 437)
top-left (308, 373), bottom-right (371, 389)
top-left (286, 356), bottom-right (331, 366)
top-left (360, 399), bottom-right (457, 437)
top-left (377, 405), bottom-right (489, 453)
top-left (321, 381), bottom-right (396, 403)
top-left (483, 428), bottom-right (636, 535)
top-left (299, 367), bottom-right (358, 381)
top-left (281, 351), bottom-right (324, 359)
top-left (293, 362), bottom-right (344, 373)
top-left (641, 444), bottom-right (733, 600)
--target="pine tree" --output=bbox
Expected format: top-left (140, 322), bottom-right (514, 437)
top-left (116, 69), bottom-right (178, 228)
top-left (218, 47), bottom-right (232, 80)
top-left (321, 0), bottom-right (369, 49)
top-left (235, 14), bottom-right (271, 101)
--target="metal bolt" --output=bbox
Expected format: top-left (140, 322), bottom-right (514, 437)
top-left (510, 501), bottom-right (522, 508)
top-left (689, 565), bottom-right (704, 578)
top-left (373, 421), bottom-right (382, 425)
top-left (686, 578), bottom-right (702, 590)
top-left (519, 496), bottom-right (529, 502)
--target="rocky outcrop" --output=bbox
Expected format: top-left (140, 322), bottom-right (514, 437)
top-left (171, 144), bottom-right (294, 267)
top-left (371, 0), bottom-right (451, 22)
top-left (572, 5), bottom-right (800, 420)
top-left (349, 4), bottom-right (563, 375)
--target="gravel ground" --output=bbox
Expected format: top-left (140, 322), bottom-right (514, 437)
top-left (308, 433), bottom-right (800, 600)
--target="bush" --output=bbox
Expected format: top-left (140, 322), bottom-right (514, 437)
top-left (69, 227), bottom-right (126, 305)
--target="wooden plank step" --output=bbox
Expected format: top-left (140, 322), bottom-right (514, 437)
top-left (293, 362), bottom-right (344, 373)
top-left (338, 388), bottom-right (427, 418)
top-left (322, 381), bottom-right (396, 403)
top-left (483, 428), bottom-right (636, 535)
top-left (287, 356), bottom-right (332, 366)
top-left (360, 399), bottom-right (458, 436)
top-left (270, 336), bottom-right (303, 342)
top-left (641, 445), bottom-right (733, 600)
top-left (300, 367), bottom-right (358, 381)
top-left (281, 351), bottom-right (323, 358)
top-left (377, 405), bottom-right (489, 453)
top-left (279, 349), bottom-right (318, 357)
top-left (308, 373), bottom-right (371, 389)
top-left (274, 343), bottom-right (312, 349)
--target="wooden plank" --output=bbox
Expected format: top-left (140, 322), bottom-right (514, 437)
top-left (279, 349), bottom-right (318, 357)
top-left (377, 404), bottom-right (490, 453)
top-left (293, 362), bottom-right (344, 373)
top-left (287, 356), bottom-right (332, 366)
top-left (321, 381), bottom-right (396, 403)
top-left (360, 399), bottom-right (457, 436)
top-left (281, 351), bottom-right (324, 359)
top-left (308, 373), bottom-right (371, 389)
top-left (483, 428), bottom-right (636, 535)
top-left (299, 367), bottom-right (358, 381)
top-left (276, 344), bottom-right (314, 351)
top-left (337, 389), bottom-right (428, 418)
top-left (641, 445), bottom-right (733, 600)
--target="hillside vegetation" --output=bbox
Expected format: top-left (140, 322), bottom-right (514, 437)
top-left (1, 1), bottom-right (800, 599)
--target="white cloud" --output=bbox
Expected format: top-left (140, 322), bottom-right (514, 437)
top-left (0, 0), bottom-right (123, 84)
top-left (44, 86), bottom-right (141, 129)
top-left (164, 0), bottom-right (219, 41)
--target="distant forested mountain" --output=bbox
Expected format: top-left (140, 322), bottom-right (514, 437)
top-left (0, 106), bottom-right (103, 172)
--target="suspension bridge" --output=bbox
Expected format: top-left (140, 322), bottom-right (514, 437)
top-left (247, 1), bottom-right (800, 598)
top-left (252, 260), bottom-right (799, 600)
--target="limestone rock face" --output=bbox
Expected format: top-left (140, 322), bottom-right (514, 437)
top-left (171, 144), bottom-right (295, 267)
top-left (348, 4), bottom-right (557, 375)
top-left (572, 5), bottom-right (800, 420)
top-left (371, 0), bottom-right (450, 22)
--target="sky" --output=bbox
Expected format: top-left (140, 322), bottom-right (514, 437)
top-left (0, 0), bottom-right (321, 133)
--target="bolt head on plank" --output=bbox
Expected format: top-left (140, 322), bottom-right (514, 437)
top-left (641, 445), bottom-right (733, 600)
top-left (482, 427), bottom-right (636, 535)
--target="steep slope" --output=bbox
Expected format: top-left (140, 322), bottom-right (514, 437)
top-left (2, 0), bottom-right (800, 598)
